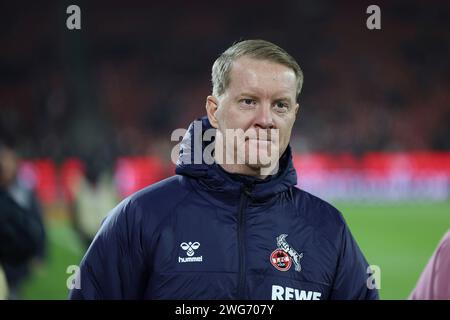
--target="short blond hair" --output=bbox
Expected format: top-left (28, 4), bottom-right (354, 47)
top-left (211, 39), bottom-right (304, 98)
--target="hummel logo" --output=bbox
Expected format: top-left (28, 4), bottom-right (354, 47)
top-left (180, 241), bottom-right (200, 257)
top-left (178, 241), bottom-right (203, 263)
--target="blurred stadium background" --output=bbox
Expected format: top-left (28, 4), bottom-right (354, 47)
top-left (1, 0), bottom-right (449, 299)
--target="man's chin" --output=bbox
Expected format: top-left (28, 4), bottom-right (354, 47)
top-left (245, 149), bottom-right (281, 173)
top-left (246, 162), bottom-right (272, 170)
top-left (245, 160), bottom-right (280, 177)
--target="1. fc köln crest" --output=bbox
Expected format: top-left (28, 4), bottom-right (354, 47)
top-left (270, 234), bottom-right (303, 272)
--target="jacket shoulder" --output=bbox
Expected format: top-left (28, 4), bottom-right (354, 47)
top-left (292, 187), bottom-right (346, 226)
top-left (98, 175), bottom-right (192, 245)
top-left (128, 175), bottom-right (192, 210)
top-left (291, 187), bottom-right (348, 249)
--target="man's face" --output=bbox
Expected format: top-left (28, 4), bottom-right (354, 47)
top-left (207, 57), bottom-right (299, 174)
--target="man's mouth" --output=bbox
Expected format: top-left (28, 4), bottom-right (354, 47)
top-left (245, 137), bottom-right (273, 142)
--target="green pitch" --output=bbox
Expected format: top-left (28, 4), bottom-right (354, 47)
top-left (335, 201), bottom-right (450, 299)
top-left (20, 201), bottom-right (450, 300)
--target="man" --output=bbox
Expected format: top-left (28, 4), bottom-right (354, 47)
top-left (0, 137), bottom-right (46, 299)
top-left (69, 40), bottom-right (378, 300)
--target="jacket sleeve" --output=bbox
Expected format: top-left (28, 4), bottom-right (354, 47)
top-left (329, 222), bottom-right (379, 300)
top-left (68, 198), bottom-right (149, 299)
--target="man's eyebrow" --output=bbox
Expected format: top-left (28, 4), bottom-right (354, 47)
top-left (273, 97), bottom-right (293, 103)
top-left (237, 92), bottom-right (260, 99)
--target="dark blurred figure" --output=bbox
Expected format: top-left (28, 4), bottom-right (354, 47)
top-left (69, 151), bottom-right (119, 249)
top-left (0, 135), bottom-right (47, 299)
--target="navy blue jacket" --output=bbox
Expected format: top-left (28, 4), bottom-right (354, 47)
top-left (69, 117), bottom-right (378, 300)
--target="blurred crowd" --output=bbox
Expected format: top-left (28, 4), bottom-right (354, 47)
top-left (0, 0), bottom-right (449, 165)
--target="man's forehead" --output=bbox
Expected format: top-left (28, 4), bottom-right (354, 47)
top-left (228, 57), bottom-right (297, 96)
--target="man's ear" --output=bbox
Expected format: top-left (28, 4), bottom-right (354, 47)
top-left (295, 103), bottom-right (300, 117)
top-left (206, 95), bottom-right (220, 129)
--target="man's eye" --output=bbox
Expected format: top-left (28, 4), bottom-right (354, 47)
top-left (275, 102), bottom-right (289, 111)
top-left (240, 99), bottom-right (256, 106)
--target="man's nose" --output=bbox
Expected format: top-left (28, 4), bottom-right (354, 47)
top-left (254, 103), bottom-right (274, 129)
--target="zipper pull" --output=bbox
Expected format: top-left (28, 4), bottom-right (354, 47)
top-left (242, 183), bottom-right (254, 197)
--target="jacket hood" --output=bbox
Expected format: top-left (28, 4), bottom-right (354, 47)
top-left (175, 117), bottom-right (298, 201)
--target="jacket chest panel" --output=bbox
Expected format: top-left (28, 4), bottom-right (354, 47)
top-left (146, 205), bottom-right (335, 299)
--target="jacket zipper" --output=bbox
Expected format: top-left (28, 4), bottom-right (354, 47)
top-left (237, 184), bottom-right (253, 299)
